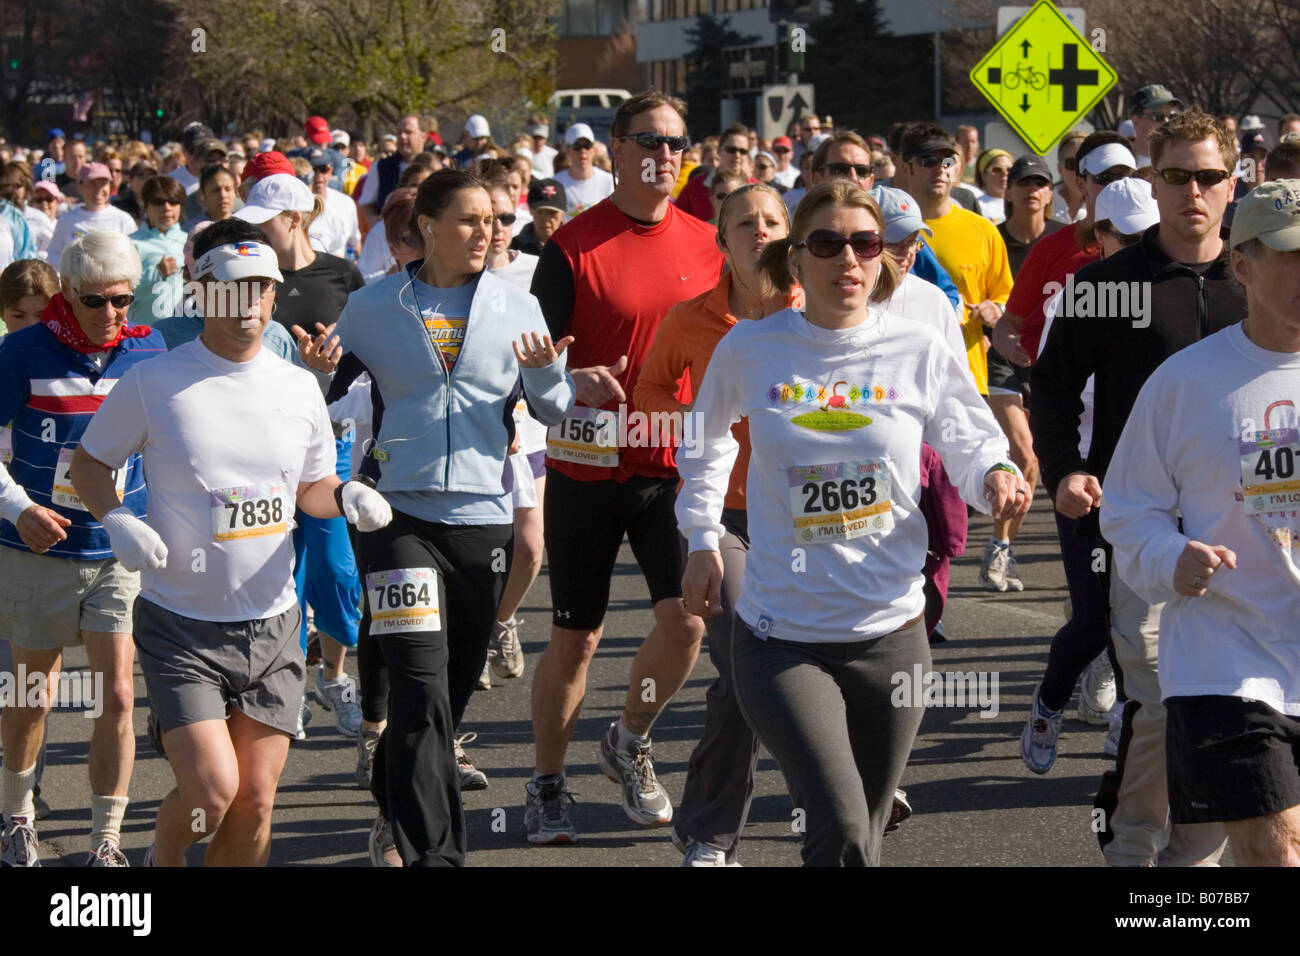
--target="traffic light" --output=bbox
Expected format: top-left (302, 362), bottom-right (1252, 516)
top-left (156, 108), bottom-right (164, 119)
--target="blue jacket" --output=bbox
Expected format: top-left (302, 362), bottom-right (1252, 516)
top-left (0, 323), bottom-right (165, 559)
top-left (130, 223), bottom-right (188, 325)
top-left (0, 199), bottom-right (35, 262)
top-left (326, 262), bottom-right (573, 497)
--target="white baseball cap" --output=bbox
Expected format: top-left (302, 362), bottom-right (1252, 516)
top-left (234, 174), bottom-right (316, 224)
top-left (466, 114), bottom-right (491, 139)
top-left (258, 137), bottom-right (276, 154)
top-left (193, 240), bottom-right (284, 283)
top-left (331, 129), bottom-right (350, 148)
top-left (1077, 142), bottom-right (1138, 176)
top-left (1095, 177), bottom-right (1160, 235)
top-left (565, 123), bottom-right (596, 147)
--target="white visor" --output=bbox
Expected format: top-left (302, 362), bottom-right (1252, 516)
top-left (1078, 143), bottom-right (1138, 176)
top-left (194, 241), bottom-right (284, 282)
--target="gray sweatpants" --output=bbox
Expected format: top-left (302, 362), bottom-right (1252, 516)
top-left (732, 615), bottom-right (929, 866)
top-left (674, 511), bottom-right (759, 862)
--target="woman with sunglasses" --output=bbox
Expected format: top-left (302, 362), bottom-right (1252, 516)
top-left (295, 169), bottom-right (575, 866)
top-left (129, 175), bottom-right (187, 326)
top-left (973, 148), bottom-right (1014, 224)
top-left (638, 182), bottom-right (801, 866)
top-left (678, 180), bottom-right (1030, 865)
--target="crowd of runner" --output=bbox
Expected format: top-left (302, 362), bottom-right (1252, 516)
top-left (0, 85), bottom-right (1297, 867)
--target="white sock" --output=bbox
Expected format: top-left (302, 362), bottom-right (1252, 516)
top-left (614, 718), bottom-right (649, 751)
top-left (531, 770), bottom-right (564, 787)
top-left (2, 763), bottom-right (38, 823)
top-left (997, 538), bottom-right (1011, 547)
top-left (90, 794), bottom-right (129, 849)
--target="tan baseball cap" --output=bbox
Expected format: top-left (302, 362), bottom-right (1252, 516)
top-left (1229, 179), bottom-right (1300, 252)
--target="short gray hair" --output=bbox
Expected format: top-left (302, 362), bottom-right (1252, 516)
top-left (59, 231), bottom-right (143, 292)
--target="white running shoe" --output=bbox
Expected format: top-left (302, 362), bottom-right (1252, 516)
top-left (1004, 549), bottom-right (1025, 591)
top-left (1078, 652), bottom-right (1117, 725)
top-left (87, 839), bottom-right (128, 867)
top-left (980, 539), bottom-right (1011, 592)
top-left (477, 660), bottom-right (492, 691)
top-left (596, 722), bottom-right (673, 827)
top-left (455, 732), bottom-right (488, 791)
top-left (1021, 684), bottom-right (1064, 775)
top-left (314, 668), bottom-right (363, 737)
top-left (368, 814), bottom-right (401, 867)
top-left (0, 816), bottom-right (39, 867)
top-left (489, 618), bottom-right (526, 680)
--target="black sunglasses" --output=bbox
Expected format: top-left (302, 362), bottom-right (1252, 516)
top-left (1156, 168), bottom-right (1232, 187)
top-left (822, 162), bottom-right (872, 179)
top-left (755, 162), bottom-right (774, 171)
top-left (495, 212), bottom-right (517, 226)
top-left (615, 133), bottom-right (690, 153)
top-left (1014, 176), bottom-right (1052, 188)
top-left (915, 154), bottom-right (957, 169)
top-left (1086, 169), bottom-right (1131, 186)
top-left (1141, 109), bottom-right (1178, 123)
top-left (722, 145), bottom-right (748, 155)
top-left (78, 293), bottom-right (135, 309)
top-left (794, 229), bottom-right (883, 260)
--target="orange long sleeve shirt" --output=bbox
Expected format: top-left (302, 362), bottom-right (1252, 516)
top-left (635, 271), bottom-right (803, 511)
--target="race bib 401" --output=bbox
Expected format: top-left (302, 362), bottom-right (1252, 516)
top-left (1241, 428), bottom-right (1300, 515)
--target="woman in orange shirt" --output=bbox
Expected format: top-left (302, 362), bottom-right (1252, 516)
top-left (636, 183), bottom-right (800, 866)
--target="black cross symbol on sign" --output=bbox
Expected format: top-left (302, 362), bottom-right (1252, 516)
top-left (1049, 43), bottom-right (1097, 111)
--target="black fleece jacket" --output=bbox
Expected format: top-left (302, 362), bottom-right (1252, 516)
top-left (1029, 224), bottom-right (1248, 527)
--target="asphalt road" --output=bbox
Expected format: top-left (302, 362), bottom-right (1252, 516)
top-left (14, 491), bottom-right (1129, 867)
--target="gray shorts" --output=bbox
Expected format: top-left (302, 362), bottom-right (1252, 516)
top-left (0, 545), bottom-right (139, 651)
top-left (133, 597), bottom-right (305, 736)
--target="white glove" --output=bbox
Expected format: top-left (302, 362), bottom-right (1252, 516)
top-left (341, 481), bottom-right (393, 532)
top-left (100, 507), bottom-right (168, 571)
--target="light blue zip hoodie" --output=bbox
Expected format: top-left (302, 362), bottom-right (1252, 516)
top-left (324, 261), bottom-right (574, 497)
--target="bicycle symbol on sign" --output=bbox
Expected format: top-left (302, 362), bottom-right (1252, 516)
top-left (1003, 62), bottom-right (1047, 91)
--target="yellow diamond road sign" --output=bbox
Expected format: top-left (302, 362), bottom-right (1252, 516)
top-left (970, 0), bottom-right (1117, 155)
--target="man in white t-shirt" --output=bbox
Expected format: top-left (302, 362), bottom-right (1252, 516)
top-left (70, 222), bottom-right (392, 866)
top-left (526, 119), bottom-right (557, 180)
top-left (1101, 180), bottom-right (1300, 866)
top-left (307, 147), bottom-right (360, 259)
top-left (554, 124), bottom-right (614, 217)
top-left (46, 164), bottom-right (139, 269)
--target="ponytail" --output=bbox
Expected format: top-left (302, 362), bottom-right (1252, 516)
top-left (757, 237), bottom-right (797, 294)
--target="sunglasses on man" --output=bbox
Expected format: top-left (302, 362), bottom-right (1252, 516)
top-left (1156, 168), bottom-right (1231, 187)
top-left (793, 230), bottom-right (883, 260)
top-left (722, 145), bottom-right (749, 156)
top-left (915, 154), bottom-right (957, 170)
top-left (615, 133), bottom-right (690, 153)
top-left (821, 163), bottom-right (872, 179)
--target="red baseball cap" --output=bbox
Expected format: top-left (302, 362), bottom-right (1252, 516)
top-left (772, 136), bottom-right (793, 151)
top-left (241, 150), bottom-right (295, 184)
top-left (304, 116), bottom-right (332, 145)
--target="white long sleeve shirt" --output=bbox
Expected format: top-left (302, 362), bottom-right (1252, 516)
top-left (1100, 323), bottom-right (1300, 716)
top-left (677, 307), bottom-right (1013, 642)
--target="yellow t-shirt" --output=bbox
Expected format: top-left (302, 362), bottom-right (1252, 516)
top-left (924, 205), bottom-right (1013, 394)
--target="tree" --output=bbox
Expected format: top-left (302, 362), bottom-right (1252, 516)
top-left (682, 13), bottom-right (759, 139)
top-left (175, 0), bottom-right (561, 134)
top-left (802, 0), bottom-right (932, 133)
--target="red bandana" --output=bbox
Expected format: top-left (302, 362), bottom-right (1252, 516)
top-left (41, 292), bottom-right (152, 355)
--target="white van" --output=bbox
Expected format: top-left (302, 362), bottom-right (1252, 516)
top-left (549, 89), bottom-right (632, 111)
